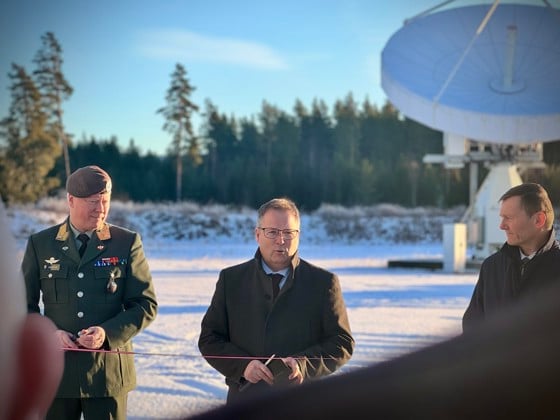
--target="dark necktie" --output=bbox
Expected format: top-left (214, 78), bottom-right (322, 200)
top-left (269, 273), bottom-right (283, 300)
top-left (520, 257), bottom-right (530, 276)
top-left (78, 233), bottom-right (90, 257)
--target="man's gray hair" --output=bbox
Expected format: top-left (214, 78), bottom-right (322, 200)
top-left (257, 198), bottom-right (300, 227)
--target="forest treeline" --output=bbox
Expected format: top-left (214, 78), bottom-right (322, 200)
top-left (2, 32), bottom-right (560, 210)
top-left (52, 99), bottom-right (451, 209)
top-left (46, 102), bottom-right (560, 210)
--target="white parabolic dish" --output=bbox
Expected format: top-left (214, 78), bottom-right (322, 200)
top-left (381, 3), bottom-right (560, 144)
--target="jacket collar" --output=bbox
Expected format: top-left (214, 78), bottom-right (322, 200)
top-left (539, 228), bottom-right (558, 253)
top-left (55, 217), bottom-right (112, 241)
top-left (253, 248), bottom-right (300, 274)
top-left (501, 228), bottom-right (559, 260)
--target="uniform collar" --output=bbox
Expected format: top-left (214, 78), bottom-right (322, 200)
top-left (55, 217), bottom-right (112, 241)
top-left (68, 223), bottom-right (93, 240)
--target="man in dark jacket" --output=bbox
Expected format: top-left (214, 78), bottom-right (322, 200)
top-left (463, 182), bottom-right (559, 331)
top-left (22, 165), bottom-right (158, 419)
top-left (198, 197), bottom-right (354, 403)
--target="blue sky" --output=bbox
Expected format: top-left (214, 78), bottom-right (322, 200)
top-left (0, 0), bottom-right (493, 156)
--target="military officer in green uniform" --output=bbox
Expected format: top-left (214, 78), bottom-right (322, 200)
top-left (22, 165), bottom-right (158, 420)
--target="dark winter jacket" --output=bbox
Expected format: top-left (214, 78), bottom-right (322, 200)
top-left (463, 230), bottom-right (560, 332)
top-left (198, 249), bottom-right (354, 402)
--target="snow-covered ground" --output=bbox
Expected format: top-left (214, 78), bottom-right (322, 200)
top-left (6, 199), bottom-right (478, 419)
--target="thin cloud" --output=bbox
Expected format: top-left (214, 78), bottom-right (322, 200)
top-left (138, 29), bottom-right (290, 70)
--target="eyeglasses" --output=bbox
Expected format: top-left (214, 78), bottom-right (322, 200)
top-left (258, 227), bottom-right (299, 240)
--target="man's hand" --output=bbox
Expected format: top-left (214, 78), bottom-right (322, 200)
top-left (282, 357), bottom-right (304, 384)
top-left (76, 326), bottom-right (106, 350)
top-left (243, 359), bottom-right (274, 385)
top-left (55, 329), bottom-right (78, 350)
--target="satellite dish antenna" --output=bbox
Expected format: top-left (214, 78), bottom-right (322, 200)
top-left (381, 0), bottom-right (560, 260)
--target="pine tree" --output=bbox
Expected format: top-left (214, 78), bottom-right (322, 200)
top-left (157, 63), bottom-right (199, 201)
top-left (202, 100), bottom-right (239, 202)
top-left (33, 32), bottom-right (73, 180)
top-left (0, 64), bottom-right (61, 203)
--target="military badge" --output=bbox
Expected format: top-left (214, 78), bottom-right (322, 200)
top-left (94, 257), bottom-right (127, 267)
top-left (44, 257), bottom-right (61, 271)
top-left (106, 271), bottom-right (118, 293)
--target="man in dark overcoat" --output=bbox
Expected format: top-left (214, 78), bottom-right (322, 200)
top-left (198, 197), bottom-right (354, 403)
top-left (22, 165), bottom-right (158, 419)
top-left (463, 183), bottom-right (560, 331)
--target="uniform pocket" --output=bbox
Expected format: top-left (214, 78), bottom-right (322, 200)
top-left (40, 266), bottom-right (69, 303)
top-left (94, 266), bottom-right (125, 302)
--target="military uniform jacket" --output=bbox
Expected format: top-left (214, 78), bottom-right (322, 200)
top-left (463, 230), bottom-right (560, 332)
top-left (22, 219), bottom-right (158, 398)
top-left (198, 249), bottom-right (354, 399)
